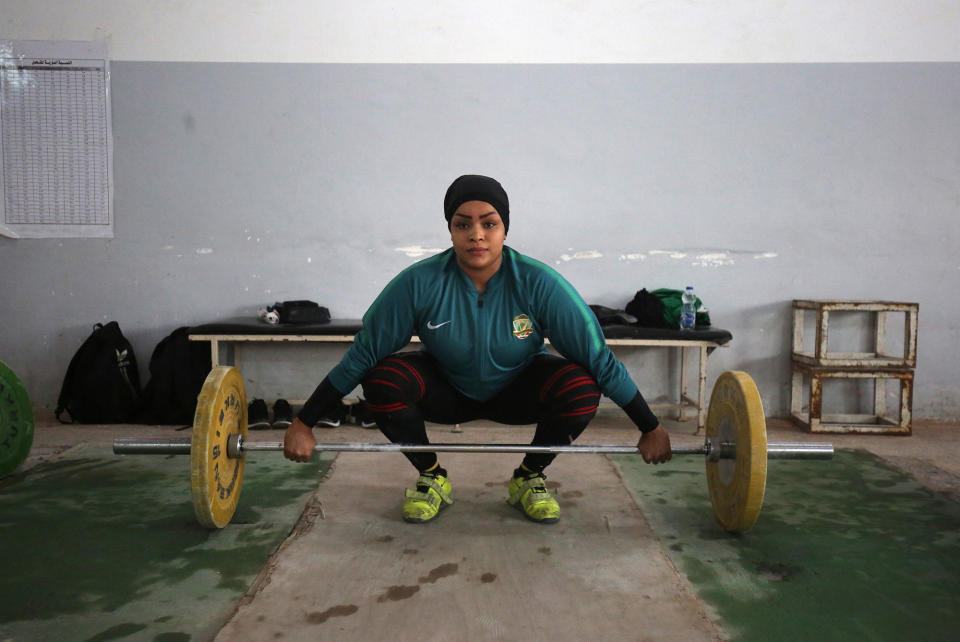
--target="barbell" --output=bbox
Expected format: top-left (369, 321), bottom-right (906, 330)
top-left (113, 366), bottom-right (834, 533)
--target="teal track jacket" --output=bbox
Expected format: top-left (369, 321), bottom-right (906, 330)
top-left (327, 247), bottom-right (639, 407)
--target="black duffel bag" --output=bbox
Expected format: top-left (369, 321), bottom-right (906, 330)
top-left (273, 300), bottom-right (331, 325)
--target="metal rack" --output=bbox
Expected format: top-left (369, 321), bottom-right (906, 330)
top-left (790, 300), bottom-right (918, 434)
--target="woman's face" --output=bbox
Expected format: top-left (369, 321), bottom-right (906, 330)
top-left (449, 200), bottom-right (506, 283)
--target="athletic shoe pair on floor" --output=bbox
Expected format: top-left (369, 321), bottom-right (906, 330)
top-left (247, 398), bottom-right (376, 430)
top-left (403, 467), bottom-right (560, 524)
top-left (315, 399), bottom-right (376, 429)
top-left (248, 398), bottom-right (293, 430)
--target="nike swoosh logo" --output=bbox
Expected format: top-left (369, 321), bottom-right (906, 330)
top-left (426, 320), bottom-right (452, 330)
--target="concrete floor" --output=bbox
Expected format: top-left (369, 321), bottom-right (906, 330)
top-left (20, 411), bottom-right (960, 640)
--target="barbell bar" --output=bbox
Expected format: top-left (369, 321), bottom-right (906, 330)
top-left (113, 436), bottom-right (833, 460)
top-left (113, 366), bottom-right (835, 532)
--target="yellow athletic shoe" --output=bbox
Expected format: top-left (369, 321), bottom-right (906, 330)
top-left (402, 471), bottom-right (453, 523)
top-left (508, 470), bottom-right (560, 524)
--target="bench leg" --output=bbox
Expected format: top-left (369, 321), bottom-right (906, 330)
top-left (696, 345), bottom-right (707, 434)
top-left (678, 345), bottom-right (688, 421)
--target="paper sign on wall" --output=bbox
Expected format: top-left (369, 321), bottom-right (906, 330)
top-left (0, 40), bottom-right (113, 238)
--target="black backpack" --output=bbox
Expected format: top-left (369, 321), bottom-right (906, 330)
top-left (137, 327), bottom-right (212, 426)
top-left (55, 321), bottom-right (142, 423)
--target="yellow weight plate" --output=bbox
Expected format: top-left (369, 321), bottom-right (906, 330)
top-left (190, 366), bottom-right (247, 528)
top-left (705, 371), bottom-right (767, 533)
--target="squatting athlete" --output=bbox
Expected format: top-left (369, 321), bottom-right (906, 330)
top-left (283, 174), bottom-right (672, 524)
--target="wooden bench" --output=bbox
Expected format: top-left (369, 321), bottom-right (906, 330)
top-left (188, 318), bottom-right (732, 433)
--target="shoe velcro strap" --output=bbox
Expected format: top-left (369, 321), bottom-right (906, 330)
top-left (523, 493), bottom-right (556, 509)
top-left (405, 488), bottom-right (442, 508)
top-left (413, 476), bottom-right (454, 505)
top-left (515, 477), bottom-right (550, 497)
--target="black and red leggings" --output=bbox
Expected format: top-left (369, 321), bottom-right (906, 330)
top-left (360, 351), bottom-right (601, 473)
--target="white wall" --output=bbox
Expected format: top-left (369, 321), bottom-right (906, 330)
top-left (2, 0), bottom-right (959, 63)
top-left (1, 2), bottom-right (958, 420)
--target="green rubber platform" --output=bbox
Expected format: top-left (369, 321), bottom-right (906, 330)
top-left (613, 449), bottom-right (960, 641)
top-left (0, 444), bottom-right (332, 641)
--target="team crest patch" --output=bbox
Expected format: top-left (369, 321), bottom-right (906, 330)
top-left (512, 314), bottom-right (534, 339)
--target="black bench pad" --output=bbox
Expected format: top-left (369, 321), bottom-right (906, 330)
top-left (188, 317), bottom-right (732, 345)
top-left (600, 324), bottom-right (732, 344)
top-left (189, 317), bottom-right (363, 335)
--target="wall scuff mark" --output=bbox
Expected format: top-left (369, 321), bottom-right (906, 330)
top-left (619, 248), bottom-right (779, 266)
top-left (395, 245), bottom-right (443, 257)
top-left (559, 250), bottom-right (603, 262)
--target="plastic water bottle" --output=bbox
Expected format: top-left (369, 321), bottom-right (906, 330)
top-left (680, 286), bottom-right (696, 330)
